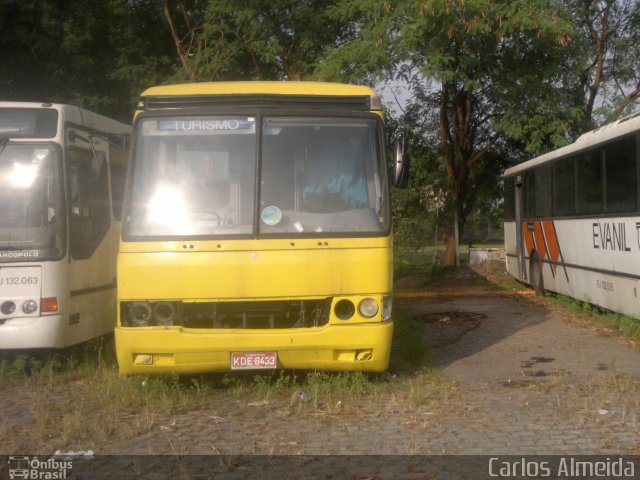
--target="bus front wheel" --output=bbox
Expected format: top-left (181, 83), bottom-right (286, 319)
top-left (530, 252), bottom-right (544, 296)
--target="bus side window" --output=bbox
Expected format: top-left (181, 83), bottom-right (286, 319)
top-left (604, 135), bottom-right (637, 213)
top-left (553, 158), bottom-right (575, 216)
top-left (575, 149), bottom-right (603, 215)
top-left (504, 177), bottom-right (515, 221)
top-left (534, 165), bottom-right (552, 218)
top-left (68, 148), bottom-right (110, 259)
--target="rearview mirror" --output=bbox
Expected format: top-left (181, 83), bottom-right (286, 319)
top-left (392, 137), bottom-right (410, 188)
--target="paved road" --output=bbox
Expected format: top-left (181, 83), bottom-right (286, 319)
top-left (405, 294), bottom-right (640, 454)
top-left (43, 286), bottom-right (638, 479)
top-left (103, 290), bottom-right (640, 457)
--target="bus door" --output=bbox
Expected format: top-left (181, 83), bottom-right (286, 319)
top-left (65, 127), bottom-right (115, 345)
top-left (514, 174), bottom-right (527, 280)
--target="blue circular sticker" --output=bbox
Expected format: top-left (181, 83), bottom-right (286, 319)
top-left (261, 206), bottom-right (283, 226)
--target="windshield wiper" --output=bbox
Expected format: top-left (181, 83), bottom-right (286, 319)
top-left (0, 136), bottom-right (9, 156)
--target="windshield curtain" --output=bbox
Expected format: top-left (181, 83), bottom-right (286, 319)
top-left (125, 114), bottom-right (388, 239)
top-left (260, 116), bottom-right (387, 234)
top-left (0, 143), bottom-right (66, 261)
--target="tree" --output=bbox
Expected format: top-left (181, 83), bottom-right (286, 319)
top-left (563, 0), bottom-right (640, 130)
top-left (319, 0), bottom-right (578, 265)
top-left (0, 0), bottom-right (175, 121)
top-left (162, 0), bottom-right (353, 81)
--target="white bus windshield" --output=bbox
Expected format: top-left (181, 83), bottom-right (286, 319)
top-left (126, 115), bottom-right (388, 238)
top-left (0, 143), bottom-right (66, 260)
top-left (0, 108), bottom-right (58, 138)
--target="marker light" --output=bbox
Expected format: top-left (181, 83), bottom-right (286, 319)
top-left (382, 295), bottom-right (392, 321)
top-left (22, 300), bottom-right (38, 314)
top-left (41, 297), bottom-right (59, 313)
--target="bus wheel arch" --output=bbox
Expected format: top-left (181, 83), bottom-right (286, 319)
top-left (530, 252), bottom-right (544, 296)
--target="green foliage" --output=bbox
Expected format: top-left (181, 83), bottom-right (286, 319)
top-left (389, 310), bottom-right (430, 375)
top-left (0, 0), bottom-right (175, 121)
top-left (2, 0), bottom-right (638, 258)
top-left (303, 371), bottom-right (369, 408)
top-left (321, 0), bottom-right (584, 259)
top-left (391, 140), bottom-right (447, 248)
top-left (167, 0), bottom-right (353, 82)
top-left (251, 370), bottom-right (297, 397)
top-left (562, 0), bottom-right (640, 128)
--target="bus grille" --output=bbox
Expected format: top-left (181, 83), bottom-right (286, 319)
top-left (121, 299), bottom-right (331, 329)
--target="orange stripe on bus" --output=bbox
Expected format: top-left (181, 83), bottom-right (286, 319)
top-left (533, 221), bottom-right (547, 260)
top-left (523, 221), bottom-right (535, 256)
top-left (542, 220), bottom-right (561, 264)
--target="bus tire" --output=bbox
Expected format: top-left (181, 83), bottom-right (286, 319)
top-left (530, 252), bottom-right (544, 296)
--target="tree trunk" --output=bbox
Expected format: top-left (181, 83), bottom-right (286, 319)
top-left (443, 230), bottom-right (457, 267)
top-left (443, 196), bottom-right (465, 267)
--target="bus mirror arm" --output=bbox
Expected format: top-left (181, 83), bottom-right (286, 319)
top-left (68, 130), bottom-right (90, 145)
top-left (392, 137), bottom-right (410, 188)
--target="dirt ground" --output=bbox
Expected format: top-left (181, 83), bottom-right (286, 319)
top-left (2, 261), bottom-right (640, 479)
top-left (101, 264), bottom-right (640, 453)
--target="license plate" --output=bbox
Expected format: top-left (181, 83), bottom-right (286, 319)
top-left (231, 351), bottom-right (277, 370)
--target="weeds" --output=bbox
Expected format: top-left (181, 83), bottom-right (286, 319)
top-left (545, 293), bottom-right (640, 344)
top-left (0, 290), bottom-right (437, 454)
top-left (0, 245), bottom-right (448, 453)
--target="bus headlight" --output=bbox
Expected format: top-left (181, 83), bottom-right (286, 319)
top-left (22, 300), bottom-right (38, 314)
top-left (129, 302), bottom-right (153, 326)
top-left (358, 298), bottom-right (379, 318)
top-left (334, 299), bottom-right (355, 320)
top-left (1, 301), bottom-right (16, 315)
top-left (153, 302), bottom-right (176, 326)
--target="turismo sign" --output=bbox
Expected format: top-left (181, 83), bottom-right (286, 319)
top-left (157, 118), bottom-right (255, 134)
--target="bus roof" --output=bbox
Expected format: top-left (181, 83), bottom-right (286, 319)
top-left (0, 101), bottom-right (130, 137)
top-left (140, 81), bottom-right (378, 98)
top-left (504, 110), bottom-right (640, 177)
top-left (135, 81), bottom-right (383, 114)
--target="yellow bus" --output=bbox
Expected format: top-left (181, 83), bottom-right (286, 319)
top-left (115, 82), bottom-right (408, 374)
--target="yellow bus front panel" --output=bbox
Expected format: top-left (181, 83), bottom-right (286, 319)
top-left (116, 238), bottom-right (393, 373)
top-left (118, 237), bottom-right (391, 300)
top-left (116, 319), bottom-right (392, 374)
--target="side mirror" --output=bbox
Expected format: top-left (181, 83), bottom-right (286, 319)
top-left (392, 137), bottom-right (410, 188)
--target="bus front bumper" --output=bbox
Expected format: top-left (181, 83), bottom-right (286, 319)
top-left (115, 321), bottom-right (393, 374)
top-left (0, 315), bottom-right (66, 349)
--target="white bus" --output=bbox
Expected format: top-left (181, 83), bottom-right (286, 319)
top-left (503, 111), bottom-right (640, 318)
top-left (0, 102), bottom-right (130, 349)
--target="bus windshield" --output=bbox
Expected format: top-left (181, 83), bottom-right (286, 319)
top-left (0, 143), bottom-right (66, 260)
top-left (127, 115), bottom-right (388, 238)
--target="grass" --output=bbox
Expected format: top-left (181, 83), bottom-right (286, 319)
top-left (542, 292), bottom-right (640, 344)
top-left (0, 296), bottom-right (441, 453)
top-left (394, 242), bottom-right (521, 294)
top-left (10, 244), bottom-right (639, 454)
